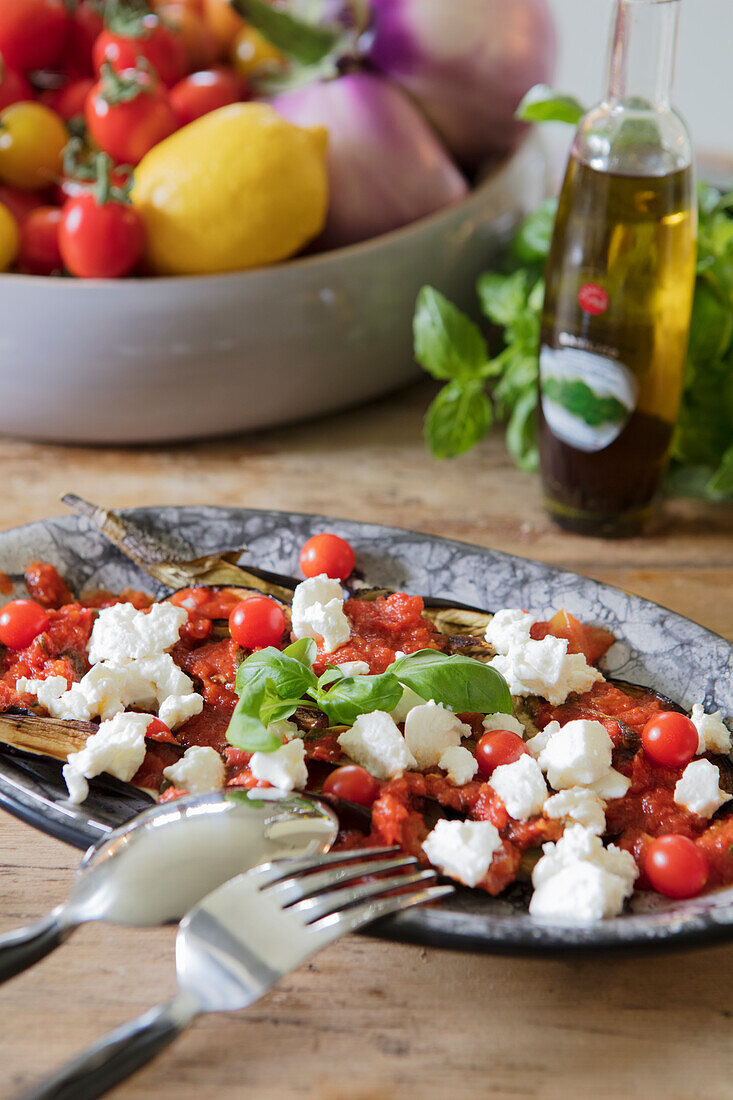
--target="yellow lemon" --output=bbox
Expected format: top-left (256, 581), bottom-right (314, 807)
top-left (131, 103), bottom-right (328, 276)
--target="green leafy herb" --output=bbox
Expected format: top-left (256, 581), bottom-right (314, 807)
top-left (231, 0), bottom-right (343, 66)
top-left (390, 650), bottom-right (512, 715)
top-left (516, 84), bottom-right (585, 126)
top-left (414, 286), bottom-right (489, 380)
top-left (315, 672), bottom-right (403, 725)
top-left (424, 378), bottom-right (493, 459)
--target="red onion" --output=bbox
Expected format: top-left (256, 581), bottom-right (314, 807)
top-left (368, 0), bottom-right (557, 167)
top-left (269, 72), bottom-right (468, 249)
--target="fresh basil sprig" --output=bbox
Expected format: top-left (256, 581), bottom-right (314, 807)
top-left (225, 642), bottom-right (512, 754)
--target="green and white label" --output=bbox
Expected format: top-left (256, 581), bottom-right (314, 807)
top-left (540, 345), bottom-right (638, 452)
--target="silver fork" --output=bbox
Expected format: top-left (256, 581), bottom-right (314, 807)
top-left (21, 847), bottom-right (452, 1100)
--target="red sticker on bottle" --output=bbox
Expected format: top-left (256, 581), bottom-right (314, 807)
top-left (578, 283), bottom-right (609, 315)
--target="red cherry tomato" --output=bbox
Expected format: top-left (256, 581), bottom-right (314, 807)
top-left (322, 765), bottom-right (380, 807)
top-left (65, 0), bottom-right (104, 77)
top-left (146, 717), bottom-right (177, 743)
top-left (0, 599), bottom-right (50, 649)
top-left (474, 730), bottom-right (529, 778)
top-left (0, 183), bottom-right (46, 226)
top-left (41, 77), bottom-right (94, 122)
top-left (644, 834), bottom-right (709, 899)
top-left (229, 597), bottom-right (288, 650)
top-left (86, 64), bottom-right (178, 165)
top-left (17, 205), bottom-right (62, 274)
top-left (93, 14), bottom-right (187, 87)
top-left (299, 533), bottom-right (355, 582)
top-left (0, 0), bottom-right (69, 72)
top-left (169, 67), bottom-right (242, 126)
top-left (641, 711), bottom-right (699, 768)
top-left (59, 190), bottom-right (145, 278)
top-left (0, 61), bottom-right (33, 112)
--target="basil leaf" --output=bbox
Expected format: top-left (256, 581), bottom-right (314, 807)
top-left (511, 199), bottom-right (557, 264)
top-left (318, 667), bottom-right (346, 689)
top-left (477, 270), bottom-right (530, 327)
top-left (235, 646), bottom-right (317, 699)
top-left (283, 638), bottom-right (317, 668)
top-left (226, 697), bottom-right (283, 754)
top-left (424, 379), bottom-right (493, 459)
top-left (707, 444), bottom-right (733, 496)
top-left (315, 672), bottom-right (403, 725)
top-left (414, 286), bottom-right (488, 381)
top-left (391, 649), bottom-right (512, 715)
top-left (259, 680), bottom-right (300, 726)
top-left (516, 85), bottom-right (585, 126)
top-left (232, 0), bottom-right (343, 66)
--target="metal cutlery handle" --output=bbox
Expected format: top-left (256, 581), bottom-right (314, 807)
top-left (20, 992), bottom-right (201, 1100)
top-left (0, 907), bottom-right (73, 985)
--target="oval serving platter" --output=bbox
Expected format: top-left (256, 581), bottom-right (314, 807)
top-left (0, 505), bottom-right (732, 955)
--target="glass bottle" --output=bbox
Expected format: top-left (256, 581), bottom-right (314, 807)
top-left (537, 0), bottom-right (697, 536)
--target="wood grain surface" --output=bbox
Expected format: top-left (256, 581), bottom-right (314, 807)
top-left (1, 380), bottom-right (732, 1100)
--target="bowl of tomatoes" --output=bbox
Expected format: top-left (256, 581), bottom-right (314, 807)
top-left (0, 0), bottom-right (550, 443)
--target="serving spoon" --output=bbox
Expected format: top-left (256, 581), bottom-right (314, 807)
top-left (0, 788), bottom-right (338, 986)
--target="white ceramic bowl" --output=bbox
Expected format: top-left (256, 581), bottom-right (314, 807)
top-left (0, 135), bottom-right (546, 444)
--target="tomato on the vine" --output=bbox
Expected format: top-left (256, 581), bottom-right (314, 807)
top-left (0, 200), bottom-right (19, 270)
top-left (18, 206), bottom-right (62, 274)
top-left (0, 0), bottom-right (69, 73)
top-left (93, 11), bottom-right (187, 88)
top-left (228, 597), bottom-right (288, 650)
top-left (86, 63), bottom-right (178, 165)
top-left (644, 834), bottom-right (709, 899)
top-left (0, 184), bottom-right (46, 226)
top-left (0, 60), bottom-right (33, 112)
top-left (474, 730), bottom-right (529, 777)
top-left (299, 533), bottom-right (355, 582)
top-left (0, 599), bottom-right (50, 649)
top-left (641, 711), bottom-right (699, 769)
top-left (41, 77), bottom-right (94, 122)
top-left (169, 67), bottom-right (242, 126)
top-left (322, 765), bottom-right (380, 807)
top-left (59, 153), bottom-right (145, 278)
top-left (230, 23), bottom-right (284, 79)
top-left (65, 0), bottom-right (105, 78)
top-left (156, 4), bottom-right (218, 72)
top-left (0, 101), bottom-right (67, 190)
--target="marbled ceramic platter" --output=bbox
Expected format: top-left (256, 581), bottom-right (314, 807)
top-left (1, 506), bottom-right (732, 954)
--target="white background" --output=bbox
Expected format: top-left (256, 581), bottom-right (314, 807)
top-left (547, 0), bottom-right (733, 171)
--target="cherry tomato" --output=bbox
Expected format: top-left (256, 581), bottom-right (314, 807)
top-left (17, 205), bottom-right (62, 274)
top-left (156, 4), bottom-right (218, 72)
top-left (41, 77), bottom-right (94, 122)
top-left (228, 597), bottom-right (288, 650)
top-left (0, 61), bottom-right (33, 112)
top-left (202, 0), bottom-right (243, 57)
top-left (66, 0), bottom-right (104, 77)
top-left (474, 730), bottom-right (529, 777)
top-left (0, 102), bottom-right (67, 190)
top-left (0, 199), bottom-right (18, 269)
top-left (93, 14), bottom-right (187, 88)
top-left (299, 533), bottom-right (355, 582)
top-left (0, 183), bottom-right (46, 225)
top-left (169, 66), bottom-right (242, 126)
top-left (146, 717), bottom-right (177, 743)
top-left (86, 65), bottom-right (178, 165)
top-left (322, 765), bottom-right (380, 807)
top-left (0, 599), bottom-right (50, 649)
top-left (230, 23), bottom-right (284, 79)
top-left (642, 711), bottom-right (699, 768)
top-left (59, 188), bottom-right (145, 278)
top-left (0, 0), bottom-right (69, 73)
top-left (644, 834), bottom-right (709, 899)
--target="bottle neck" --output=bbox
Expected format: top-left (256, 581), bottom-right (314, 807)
top-left (604, 0), bottom-right (681, 109)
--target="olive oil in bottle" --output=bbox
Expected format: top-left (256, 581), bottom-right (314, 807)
top-left (538, 0), bottom-right (697, 536)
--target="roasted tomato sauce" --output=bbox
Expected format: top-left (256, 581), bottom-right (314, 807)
top-left (2, 563), bottom-right (732, 895)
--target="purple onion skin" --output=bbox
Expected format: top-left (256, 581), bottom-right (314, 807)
top-left (368, 0), bottom-right (557, 168)
top-left (269, 72), bottom-right (468, 250)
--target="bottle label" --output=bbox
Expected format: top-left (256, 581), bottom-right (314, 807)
top-left (577, 283), bottom-right (609, 315)
top-left (539, 344), bottom-right (638, 453)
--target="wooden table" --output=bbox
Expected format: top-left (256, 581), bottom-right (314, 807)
top-left (1, 380), bottom-right (732, 1100)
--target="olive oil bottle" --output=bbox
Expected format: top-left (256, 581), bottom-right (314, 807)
top-left (538, 0), bottom-right (697, 536)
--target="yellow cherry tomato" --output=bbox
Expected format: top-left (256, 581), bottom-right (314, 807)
top-left (0, 202), bottom-right (19, 271)
top-left (0, 102), bottom-right (67, 191)
top-left (230, 24), bottom-right (285, 79)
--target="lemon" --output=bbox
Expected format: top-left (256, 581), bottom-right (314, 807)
top-left (132, 103), bottom-right (328, 276)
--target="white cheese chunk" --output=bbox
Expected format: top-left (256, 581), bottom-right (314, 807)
top-left (529, 825), bottom-right (637, 922)
top-left (538, 720), bottom-right (613, 789)
top-left (269, 718), bottom-right (300, 742)
top-left (691, 704), bottom-right (732, 756)
top-left (88, 602), bottom-right (187, 664)
top-left (544, 787), bottom-right (607, 835)
top-left (62, 765), bottom-right (89, 805)
top-left (390, 685), bottom-right (428, 724)
top-left (587, 768), bottom-right (631, 801)
top-left (439, 745), bottom-right (478, 786)
top-left (485, 609), bottom-right (535, 652)
top-left (674, 759), bottom-right (732, 819)
top-left (422, 819), bottom-right (503, 888)
top-left (290, 574), bottom-right (350, 654)
top-left (163, 746), bottom-right (225, 793)
top-left (63, 712), bottom-right (153, 804)
top-left (489, 635), bottom-right (603, 706)
top-left (338, 711), bottom-right (416, 780)
top-left (403, 701), bottom-right (471, 770)
top-left (525, 721), bottom-right (560, 759)
top-left (488, 755), bottom-right (547, 820)
top-left (482, 712), bottom-right (526, 737)
top-left (158, 692), bottom-right (204, 729)
top-left (249, 738), bottom-right (308, 791)
top-left (336, 660), bottom-right (371, 677)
